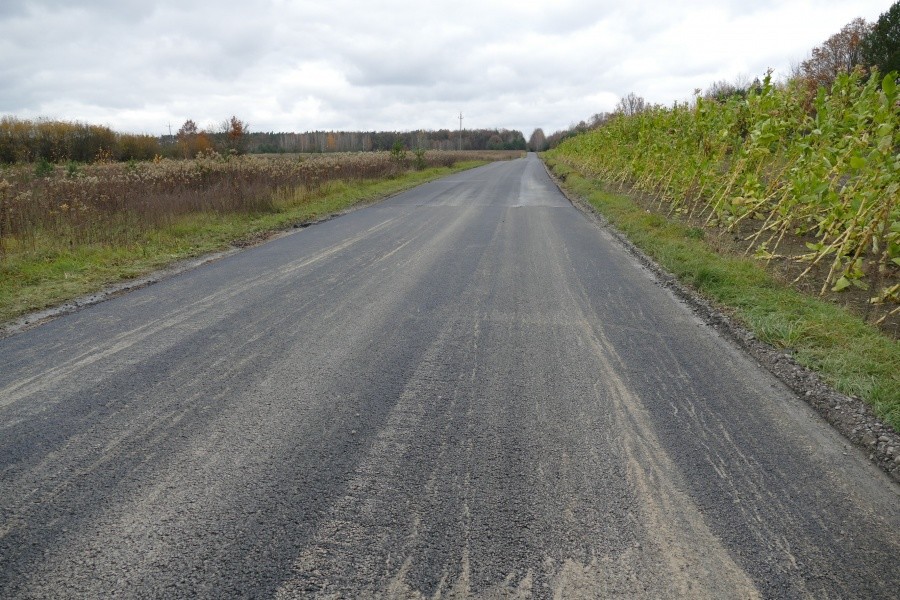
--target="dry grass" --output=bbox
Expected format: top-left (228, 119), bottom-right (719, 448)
top-left (0, 150), bottom-right (521, 324)
top-left (0, 151), bottom-right (519, 253)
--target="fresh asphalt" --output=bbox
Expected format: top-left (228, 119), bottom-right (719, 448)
top-left (1, 154), bottom-right (898, 598)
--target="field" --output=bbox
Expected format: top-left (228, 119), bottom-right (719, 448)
top-left (0, 150), bottom-right (520, 324)
top-left (544, 71), bottom-right (899, 430)
top-left (548, 71), bottom-right (899, 325)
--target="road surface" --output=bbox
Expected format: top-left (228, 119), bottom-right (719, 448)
top-left (1, 154), bottom-right (898, 598)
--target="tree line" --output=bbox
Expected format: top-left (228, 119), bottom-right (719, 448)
top-left (0, 114), bottom-right (525, 164)
top-left (0, 117), bottom-right (160, 164)
top-left (246, 129), bottom-right (526, 154)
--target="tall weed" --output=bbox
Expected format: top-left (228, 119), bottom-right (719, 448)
top-left (0, 151), bottom-right (517, 257)
top-left (549, 71), bottom-right (899, 316)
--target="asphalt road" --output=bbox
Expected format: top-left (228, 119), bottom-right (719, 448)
top-left (1, 154), bottom-right (898, 599)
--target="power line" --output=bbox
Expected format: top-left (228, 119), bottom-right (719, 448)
top-left (458, 111), bottom-right (463, 151)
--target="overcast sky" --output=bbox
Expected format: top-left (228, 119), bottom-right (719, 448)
top-left (0, 1), bottom-right (892, 137)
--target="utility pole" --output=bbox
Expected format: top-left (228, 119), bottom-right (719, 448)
top-left (458, 111), bottom-right (463, 151)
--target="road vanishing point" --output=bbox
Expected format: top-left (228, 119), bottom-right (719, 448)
top-left (1, 154), bottom-right (898, 598)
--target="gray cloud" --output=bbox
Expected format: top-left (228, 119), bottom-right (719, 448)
top-left (0, 0), bottom-right (890, 137)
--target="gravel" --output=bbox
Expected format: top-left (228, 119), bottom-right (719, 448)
top-left (547, 163), bottom-right (900, 485)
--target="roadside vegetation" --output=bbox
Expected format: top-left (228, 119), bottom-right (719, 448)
top-left (543, 158), bottom-right (899, 432)
top-left (0, 150), bottom-right (519, 325)
top-left (550, 70), bottom-right (898, 315)
top-left (543, 5), bottom-right (900, 430)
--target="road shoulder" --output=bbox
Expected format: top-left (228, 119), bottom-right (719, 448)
top-left (540, 156), bottom-right (900, 485)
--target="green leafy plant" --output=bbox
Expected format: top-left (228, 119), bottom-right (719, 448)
top-left (548, 69), bottom-right (899, 319)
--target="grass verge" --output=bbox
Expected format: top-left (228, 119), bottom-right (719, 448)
top-left (0, 161), bottom-right (485, 326)
top-left (543, 155), bottom-right (900, 432)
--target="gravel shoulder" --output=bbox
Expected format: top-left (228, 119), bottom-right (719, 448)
top-left (542, 159), bottom-right (900, 485)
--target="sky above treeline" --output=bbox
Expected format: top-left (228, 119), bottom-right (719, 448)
top-left (0, 0), bottom-right (892, 138)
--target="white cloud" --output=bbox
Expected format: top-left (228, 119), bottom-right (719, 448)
top-left (0, 0), bottom-right (891, 137)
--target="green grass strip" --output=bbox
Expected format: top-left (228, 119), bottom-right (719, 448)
top-left (543, 155), bottom-right (900, 432)
top-left (0, 162), bottom-right (485, 326)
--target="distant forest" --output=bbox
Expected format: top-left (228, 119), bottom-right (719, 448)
top-left (0, 116), bottom-right (526, 164)
top-left (243, 129), bottom-right (527, 154)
